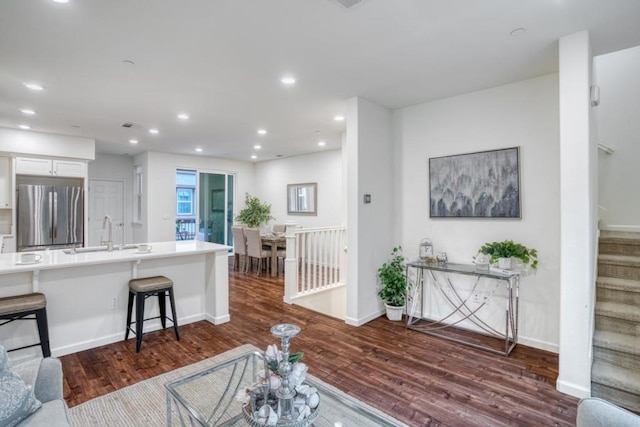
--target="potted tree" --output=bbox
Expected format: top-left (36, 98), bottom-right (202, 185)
top-left (377, 246), bottom-right (407, 321)
top-left (477, 240), bottom-right (538, 271)
top-left (235, 193), bottom-right (274, 229)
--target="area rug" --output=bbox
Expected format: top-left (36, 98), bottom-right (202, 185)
top-left (68, 344), bottom-right (405, 426)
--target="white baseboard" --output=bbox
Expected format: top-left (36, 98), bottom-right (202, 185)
top-left (205, 313), bottom-right (230, 325)
top-left (51, 313), bottom-right (205, 357)
top-left (345, 309), bottom-right (385, 326)
top-left (556, 379), bottom-right (591, 398)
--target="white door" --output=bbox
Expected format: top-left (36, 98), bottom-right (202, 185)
top-left (89, 180), bottom-right (124, 247)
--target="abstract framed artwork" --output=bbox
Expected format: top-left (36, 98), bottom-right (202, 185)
top-left (429, 147), bottom-right (520, 218)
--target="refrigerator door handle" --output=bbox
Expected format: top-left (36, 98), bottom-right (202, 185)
top-left (52, 190), bottom-right (58, 239)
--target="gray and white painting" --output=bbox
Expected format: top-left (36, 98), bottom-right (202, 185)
top-left (429, 147), bottom-right (520, 218)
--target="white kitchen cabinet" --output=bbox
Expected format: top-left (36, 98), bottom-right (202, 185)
top-left (1, 236), bottom-right (15, 253)
top-left (0, 156), bottom-right (11, 208)
top-left (16, 157), bottom-right (86, 178)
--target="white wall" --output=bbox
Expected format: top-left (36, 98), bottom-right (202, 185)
top-left (393, 74), bottom-right (561, 352)
top-left (88, 154), bottom-right (135, 244)
top-left (557, 30), bottom-right (596, 398)
top-left (346, 97), bottom-right (395, 326)
top-left (595, 45), bottom-right (640, 231)
top-left (138, 151), bottom-right (255, 243)
top-left (0, 127), bottom-right (95, 160)
top-left (253, 149), bottom-right (343, 228)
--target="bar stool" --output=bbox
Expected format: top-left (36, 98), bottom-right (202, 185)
top-left (125, 276), bottom-right (179, 352)
top-left (0, 293), bottom-right (51, 357)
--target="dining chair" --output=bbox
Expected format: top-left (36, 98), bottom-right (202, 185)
top-left (244, 228), bottom-right (271, 275)
top-left (231, 226), bottom-right (247, 272)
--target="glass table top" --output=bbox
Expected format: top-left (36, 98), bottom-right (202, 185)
top-left (165, 350), bottom-right (404, 427)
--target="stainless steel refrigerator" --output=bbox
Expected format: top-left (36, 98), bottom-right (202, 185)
top-left (16, 177), bottom-right (84, 251)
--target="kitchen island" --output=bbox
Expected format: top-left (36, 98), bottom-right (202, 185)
top-left (0, 240), bottom-right (230, 357)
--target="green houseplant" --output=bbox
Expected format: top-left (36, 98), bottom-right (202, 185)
top-left (377, 246), bottom-right (407, 321)
top-left (477, 240), bottom-right (538, 270)
top-left (235, 193), bottom-right (274, 228)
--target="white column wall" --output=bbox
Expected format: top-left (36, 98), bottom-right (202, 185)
top-left (345, 97), bottom-right (394, 326)
top-left (557, 30), bottom-right (596, 398)
top-left (253, 149), bottom-right (343, 228)
top-left (0, 127), bottom-right (95, 160)
top-left (393, 74), bottom-right (561, 351)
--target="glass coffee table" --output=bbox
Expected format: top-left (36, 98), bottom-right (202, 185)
top-left (165, 349), bottom-right (404, 426)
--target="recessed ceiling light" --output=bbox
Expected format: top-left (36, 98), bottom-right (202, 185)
top-left (318, 141), bottom-right (326, 146)
top-left (254, 145), bottom-right (262, 150)
top-left (251, 155), bottom-right (257, 159)
top-left (129, 139), bottom-right (138, 144)
top-left (510, 28), bottom-right (526, 37)
top-left (23, 82), bottom-right (43, 91)
top-left (195, 148), bottom-right (203, 152)
top-left (52, 0), bottom-right (69, 3)
top-left (20, 109), bottom-right (36, 115)
top-left (122, 59), bottom-right (135, 66)
top-left (19, 125), bottom-right (31, 130)
top-left (177, 113), bottom-right (189, 120)
top-left (149, 128), bottom-right (159, 134)
top-left (334, 114), bottom-right (345, 121)
top-left (280, 76), bottom-right (296, 85)
top-left (257, 129), bottom-right (267, 135)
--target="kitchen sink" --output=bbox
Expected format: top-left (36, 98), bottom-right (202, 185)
top-left (63, 244), bottom-right (139, 254)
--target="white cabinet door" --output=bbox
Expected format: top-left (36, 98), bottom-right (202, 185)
top-left (53, 160), bottom-right (85, 177)
top-left (1, 236), bottom-right (15, 253)
top-left (15, 157), bottom-right (53, 176)
top-left (0, 157), bottom-right (10, 208)
top-left (15, 157), bottom-right (86, 178)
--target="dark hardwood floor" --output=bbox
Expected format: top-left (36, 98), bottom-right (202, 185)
top-left (60, 263), bottom-right (578, 426)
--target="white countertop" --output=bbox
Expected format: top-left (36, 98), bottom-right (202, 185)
top-left (0, 240), bottom-right (230, 275)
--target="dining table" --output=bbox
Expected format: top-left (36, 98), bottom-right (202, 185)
top-left (260, 233), bottom-right (286, 277)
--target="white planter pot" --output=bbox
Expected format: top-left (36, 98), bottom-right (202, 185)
top-left (498, 257), bottom-right (512, 269)
top-left (384, 303), bottom-right (405, 321)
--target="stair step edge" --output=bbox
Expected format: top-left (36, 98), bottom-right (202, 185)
top-left (598, 254), bottom-right (640, 266)
top-left (600, 231), bottom-right (640, 244)
top-left (597, 277), bottom-right (640, 292)
top-left (596, 302), bottom-right (640, 317)
top-left (593, 331), bottom-right (640, 355)
top-left (592, 361), bottom-right (640, 394)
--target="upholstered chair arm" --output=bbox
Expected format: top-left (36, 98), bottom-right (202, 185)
top-left (33, 358), bottom-right (63, 403)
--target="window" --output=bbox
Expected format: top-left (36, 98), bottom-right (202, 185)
top-left (177, 188), bottom-right (194, 215)
top-left (176, 169), bottom-right (197, 217)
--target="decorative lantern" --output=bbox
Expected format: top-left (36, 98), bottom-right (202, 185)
top-left (419, 239), bottom-right (433, 260)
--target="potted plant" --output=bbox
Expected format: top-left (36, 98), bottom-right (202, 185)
top-left (235, 193), bottom-right (274, 229)
top-left (477, 240), bottom-right (538, 271)
top-left (377, 246), bottom-right (407, 321)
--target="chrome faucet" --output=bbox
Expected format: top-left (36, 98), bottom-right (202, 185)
top-left (102, 215), bottom-right (114, 251)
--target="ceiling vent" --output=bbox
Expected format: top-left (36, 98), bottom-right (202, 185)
top-left (335, 0), bottom-right (363, 9)
top-left (121, 122), bottom-right (141, 128)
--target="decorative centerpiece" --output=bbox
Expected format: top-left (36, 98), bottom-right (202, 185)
top-left (239, 324), bottom-right (320, 426)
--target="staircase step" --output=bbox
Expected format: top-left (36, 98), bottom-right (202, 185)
top-left (597, 286), bottom-right (640, 305)
top-left (597, 277), bottom-right (640, 293)
top-left (594, 330), bottom-right (640, 356)
top-left (600, 230), bottom-right (640, 245)
top-left (591, 383), bottom-right (640, 414)
top-left (598, 255), bottom-right (640, 281)
top-left (596, 302), bottom-right (640, 322)
top-left (591, 361), bottom-right (640, 412)
top-left (593, 331), bottom-right (640, 371)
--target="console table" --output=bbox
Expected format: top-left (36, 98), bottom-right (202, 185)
top-left (405, 261), bottom-right (520, 356)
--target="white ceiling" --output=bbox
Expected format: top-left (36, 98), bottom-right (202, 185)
top-left (1, 0), bottom-right (639, 162)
